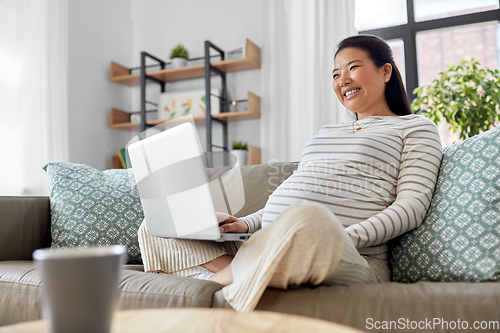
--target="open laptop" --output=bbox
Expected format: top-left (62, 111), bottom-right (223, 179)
top-left (127, 121), bottom-right (252, 242)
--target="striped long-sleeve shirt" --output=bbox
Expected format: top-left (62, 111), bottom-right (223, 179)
top-left (241, 114), bottom-right (443, 259)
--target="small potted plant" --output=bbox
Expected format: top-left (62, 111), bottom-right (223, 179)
top-left (170, 44), bottom-right (189, 69)
top-left (231, 141), bottom-right (248, 166)
top-left (412, 58), bottom-right (500, 140)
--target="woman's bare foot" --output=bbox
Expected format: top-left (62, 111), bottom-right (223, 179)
top-left (201, 255), bottom-right (234, 273)
top-left (208, 263), bottom-right (233, 286)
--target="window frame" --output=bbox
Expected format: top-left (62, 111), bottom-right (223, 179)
top-left (359, 0), bottom-right (500, 100)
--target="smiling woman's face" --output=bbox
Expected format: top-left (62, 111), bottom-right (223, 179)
top-left (333, 47), bottom-right (393, 119)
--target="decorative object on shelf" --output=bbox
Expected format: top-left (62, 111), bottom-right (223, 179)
top-left (412, 58), bottom-right (500, 140)
top-left (227, 87), bottom-right (249, 113)
top-left (229, 88), bottom-right (238, 112)
top-left (232, 141), bottom-right (249, 166)
top-left (157, 89), bottom-right (220, 120)
top-left (226, 43), bottom-right (246, 61)
top-left (170, 44), bottom-right (189, 69)
top-left (229, 100), bottom-right (248, 113)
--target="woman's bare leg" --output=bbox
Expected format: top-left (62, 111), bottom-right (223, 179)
top-left (201, 254), bottom-right (234, 273)
top-left (208, 262), bottom-right (233, 286)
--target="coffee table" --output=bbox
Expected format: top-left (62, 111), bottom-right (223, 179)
top-left (0, 308), bottom-right (364, 332)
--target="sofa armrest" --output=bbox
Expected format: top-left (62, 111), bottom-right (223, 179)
top-left (0, 196), bottom-right (51, 261)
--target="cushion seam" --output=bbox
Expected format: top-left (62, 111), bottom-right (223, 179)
top-left (118, 288), bottom-right (217, 301)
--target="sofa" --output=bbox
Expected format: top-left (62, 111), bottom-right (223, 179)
top-left (1, 146), bottom-right (500, 332)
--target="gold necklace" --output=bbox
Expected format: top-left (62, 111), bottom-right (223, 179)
top-left (351, 116), bottom-right (383, 133)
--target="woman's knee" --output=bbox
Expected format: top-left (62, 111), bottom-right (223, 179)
top-left (272, 200), bottom-right (343, 240)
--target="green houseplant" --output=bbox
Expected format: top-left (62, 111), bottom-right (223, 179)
top-left (232, 141), bottom-right (248, 165)
top-left (412, 59), bottom-right (500, 139)
top-left (170, 44), bottom-right (189, 69)
top-left (232, 141), bottom-right (248, 150)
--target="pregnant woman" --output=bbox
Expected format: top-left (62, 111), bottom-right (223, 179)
top-left (138, 35), bottom-right (443, 312)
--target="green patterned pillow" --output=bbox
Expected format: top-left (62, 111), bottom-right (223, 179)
top-left (390, 126), bottom-right (500, 282)
top-left (43, 162), bottom-right (144, 264)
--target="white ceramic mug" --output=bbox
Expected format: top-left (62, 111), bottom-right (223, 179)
top-left (33, 245), bottom-right (127, 333)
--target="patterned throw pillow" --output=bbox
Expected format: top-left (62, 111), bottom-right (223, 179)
top-left (390, 126), bottom-right (500, 282)
top-left (43, 162), bottom-right (144, 264)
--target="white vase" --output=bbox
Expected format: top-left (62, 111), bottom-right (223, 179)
top-left (231, 149), bottom-right (248, 166)
top-left (171, 57), bottom-right (187, 69)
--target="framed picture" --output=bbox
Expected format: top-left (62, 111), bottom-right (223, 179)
top-left (157, 89), bottom-right (220, 120)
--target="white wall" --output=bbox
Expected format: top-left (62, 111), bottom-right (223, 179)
top-left (129, 0), bottom-right (263, 152)
top-left (68, 0), bottom-right (133, 170)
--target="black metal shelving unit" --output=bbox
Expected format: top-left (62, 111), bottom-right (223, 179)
top-left (204, 40), bottom-right (228, 154)
top-left (134, 40), bottom-right (235, 158)
top-left (139, 52), bottom-right (165, 134)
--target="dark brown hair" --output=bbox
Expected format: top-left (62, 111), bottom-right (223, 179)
top-left (335, 35), bottom-right (412, 117)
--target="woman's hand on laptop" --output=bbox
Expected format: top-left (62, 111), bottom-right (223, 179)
top-left (216, 212), bottom-right (249, 233)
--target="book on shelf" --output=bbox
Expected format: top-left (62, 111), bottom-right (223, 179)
top-left (117, 148), bottom-right (131, 169)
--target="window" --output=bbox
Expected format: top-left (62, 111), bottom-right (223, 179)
top-left (413, 0), bottom-right (499, 21)
top-left (355, 0), bottom-right (500, 146)
top-left (386, 39), bottom-right (406, 86)
top-left (416, 22), bottom-right (499, 86)
top-left (354, 0), bottom-right (407, 30)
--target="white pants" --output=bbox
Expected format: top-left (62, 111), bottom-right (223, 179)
top-left (138, 200), bottom-right (390, 312)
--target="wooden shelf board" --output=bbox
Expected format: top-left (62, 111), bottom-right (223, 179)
top-left (212, 59), bottom-right (259, 73)
top-left (110, 113), bottom-right (206, 131)
top-left (212, 110), bottom-right (258, 122)
top-left (248, 146), bottom-right (261, 165)
top-left (109, 111), bottom-right (260, 130)
top-left (150, 65), bottom-right (205, 82)
top-left (110, 92), bottom-right (260, 130)
top-left (110, 39), bottom-right (261, 86)
top-left (110, 75), bottom-right (144, 87)
top-left (111, 147), bottom-right (260, 169)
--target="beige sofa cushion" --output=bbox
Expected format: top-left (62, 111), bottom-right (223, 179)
top-left (213, 282), bottom-right (500, 332)
top-left (207, 162), bottom-right (298, 217)
top-left (0, 262), bottom-right (222, 326)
